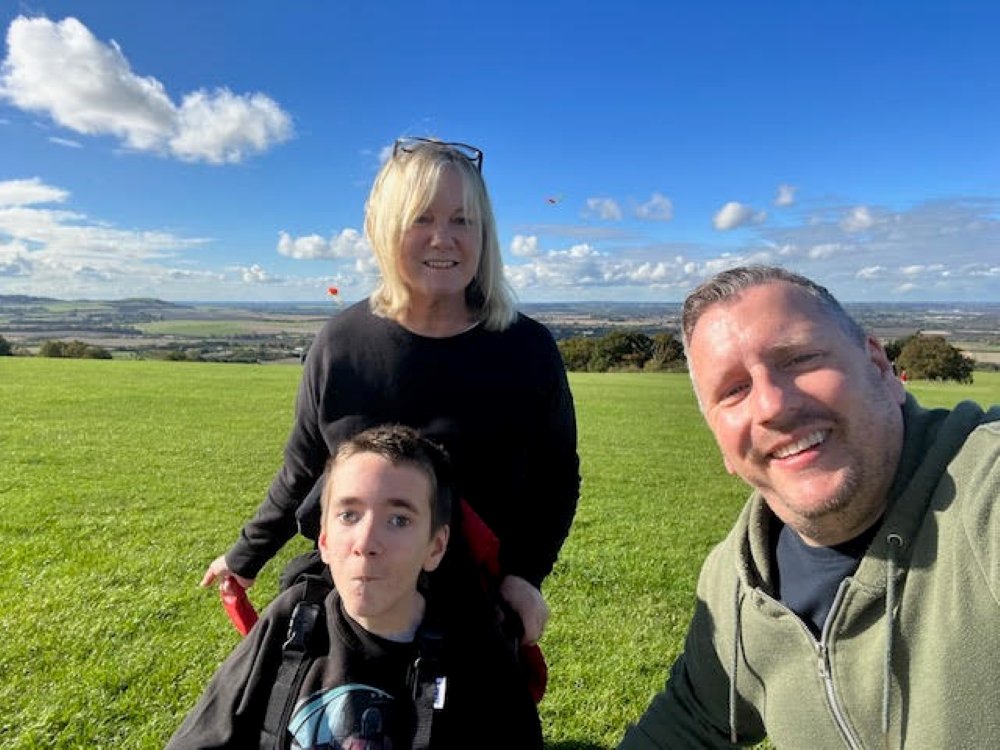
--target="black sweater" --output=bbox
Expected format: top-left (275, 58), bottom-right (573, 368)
top-left (227, 301), bottom-right (580, 587)
top-left (167, 583), bottom-right (543, 749)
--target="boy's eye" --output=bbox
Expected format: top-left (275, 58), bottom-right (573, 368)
top-left (413, 214), bottom-right (432, 226)
top-left (337, 510), bottom-right (359, 524)
top-left (389, 514), bottom-right (412, 528)
top-left (451, 216), bottom-right (470, 226)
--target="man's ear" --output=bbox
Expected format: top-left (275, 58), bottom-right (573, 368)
top-left (867, 335), bottom-right (905, 405)
top-left (422, 524), bottom-right (450, 573)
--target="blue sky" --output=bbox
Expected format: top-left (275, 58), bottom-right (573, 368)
top-left (1, 1), bottom-right (998, 303)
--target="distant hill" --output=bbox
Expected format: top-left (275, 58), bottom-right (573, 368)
top-left (0, 294), bottom-right (59, 304)
top-left (0, 294), bottom-right (186, 309)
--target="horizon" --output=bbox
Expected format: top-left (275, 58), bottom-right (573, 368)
top-left (2, 3), bottom-right (999, 304)
top-left (5, 293), bottom-right (1000, 310)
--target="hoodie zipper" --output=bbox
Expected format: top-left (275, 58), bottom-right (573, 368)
top-left (817, 582), bottom-right (863, 750)
top-left (753, 582), bottom-right (863, 749)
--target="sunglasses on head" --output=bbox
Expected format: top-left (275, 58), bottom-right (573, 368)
top-left (392, 137), bottom-right (484, 173)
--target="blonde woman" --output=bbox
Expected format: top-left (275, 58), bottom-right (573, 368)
top-left (202, 138), bottom-right (579, 646)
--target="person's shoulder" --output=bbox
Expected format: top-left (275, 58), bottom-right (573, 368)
top-left (306, 300), bottom-right (382, 356)
top-left (486, 311), bottom-right (558, 350)
top-left (316, 299), bottom-right (375, 335)
top-left (260, 581), bottom-right (313, 622)
top-left (697, 496), bottom-right (756, 589)
top-left (510, 310), bottom-right (553, 335)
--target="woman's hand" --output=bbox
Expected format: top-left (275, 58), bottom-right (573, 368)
top-left (200, 554), bottom-right (255, 590)
top-left (499, 574), bottom-right (550, 645)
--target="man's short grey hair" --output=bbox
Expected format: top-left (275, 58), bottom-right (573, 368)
top-left (681, 265), bottom-right (867, 352)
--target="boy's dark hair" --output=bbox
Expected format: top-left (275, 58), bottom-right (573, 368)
top-left (320, 424), bottom-right (454, 534)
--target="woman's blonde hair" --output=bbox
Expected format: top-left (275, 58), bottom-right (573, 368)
top-left (365, 139), bottom-right (517, 331)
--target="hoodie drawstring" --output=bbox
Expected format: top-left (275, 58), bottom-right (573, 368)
top-left (729, 579), bottom-right (743, 744)
top-left (882, 533), bottom-right (904, 738)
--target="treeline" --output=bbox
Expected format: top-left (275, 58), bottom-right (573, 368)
top-left (1, 332), bottom-right (988, 381)
top-left (555, 329), bottom-right (983, 383)
top-left (0, 335), bottom-right (114, 358)
top-left (38, 339), bottom-right (112, 359)
top-left (0, 334), bottom-right (302, 364)
top-left (557, 331), bottom-right (686, 372)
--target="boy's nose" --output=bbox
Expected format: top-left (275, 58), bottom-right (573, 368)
top-left (354, 518), bottom-right (382, 556)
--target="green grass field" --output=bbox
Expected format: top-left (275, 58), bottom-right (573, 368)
top-left (1, 359), bottom-right (996, 748)
top-left (137, 317), bottom-right (324, 337)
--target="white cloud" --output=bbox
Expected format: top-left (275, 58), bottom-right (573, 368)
top-left (775, 184), bottom-right (797, 207)
top-left (856, 265), bottom-right (885, 279)
top-left (841, 206), bottom-right (876, 232)
top-left (510, 234), bottom-right (539, 257)
top-left (240, 263), bottom-right (278, 284)
top-left (635, 192), bottom-right (674, 221)
top-left (584, 197), bottom-right (623, 221)
top-left (0, 239), bottom-right (33, 276)
top-left (504, 241), bottom-right (701, 291)
top-left (807, 243), bottom-right (846, 260)
top-left (277, 228), bottom-right (370, 260)
top-left (713, 201), bottom-right (766, 230)
top-left (0, 16), bottom-right (292, 164)
top-left (48, 136), bottom-right (82, 148)
top-left (169, 89), bottom-right (292, 164)
top-left (0, 177), bottom-right (68, 207)
top-left (0, 176), bottom-right (219, 297)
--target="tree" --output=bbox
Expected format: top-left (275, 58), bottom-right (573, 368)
top-left (884, 334), bottom-right (919, 365)
top-left (594, 331), bottom-right (653, 370)
top-left (896, 334), bottom-right (974, 384)
top-left (557, 337), bottom-right (597, 371)
top-left (39, 339), bottom-right (112, 359)
top-left (0, 335), bottom-right (11, 356)
top-left (40, 339), bottom-right (68, 357)
top-left (646, 332), bottom-right (686, 371)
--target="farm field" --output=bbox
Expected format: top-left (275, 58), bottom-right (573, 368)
top-left (1, 359), bottom-right (997, 748)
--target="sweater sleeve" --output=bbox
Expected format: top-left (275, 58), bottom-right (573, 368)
top-left (225, 344), bottom-right (331, 578)
top-left (499, 325), bottom-right (580, 587)
top-left (166, 608), bottom-right (286, 749)
top-left (619, 552), bottom-right (765, 749)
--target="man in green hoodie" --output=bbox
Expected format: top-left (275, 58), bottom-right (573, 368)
top-left (620, 265), bottom-right (999, 749)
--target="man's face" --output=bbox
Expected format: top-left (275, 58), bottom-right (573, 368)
top-left (319, 452), bottom-right (448, 637)
top-left (688, 281), bottom-right (906, 546)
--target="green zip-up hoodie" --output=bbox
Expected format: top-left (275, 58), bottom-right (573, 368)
top-left (621, 396), bottom-right (1000, 749)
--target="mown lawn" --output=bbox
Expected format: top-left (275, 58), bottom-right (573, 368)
top-left (1, 358), bottom-right (996, 748)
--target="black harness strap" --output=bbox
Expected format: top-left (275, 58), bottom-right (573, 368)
top-left (259, 577), bottom-right (328, 750)
top-left (259, 577), bottom-right (450, 749)
top-left (409, 624), bottom-right (446, 750)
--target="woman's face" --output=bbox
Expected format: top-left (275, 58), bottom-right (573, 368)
top-left (398, 168), bottom-right (481, 309)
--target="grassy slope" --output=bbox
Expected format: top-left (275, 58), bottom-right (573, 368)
top-left (1, 360), bottom-right (996, 748)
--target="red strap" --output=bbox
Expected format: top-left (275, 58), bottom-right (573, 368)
top-left (459, 499), bottom-right (502, 579)
top-left (459, 499), bottom-right (548, 703)
top-left (220, 575), bottom-right (258, 636)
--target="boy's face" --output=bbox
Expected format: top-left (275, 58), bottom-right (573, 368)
top-left (319, 452), bottom-right (448, 638)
